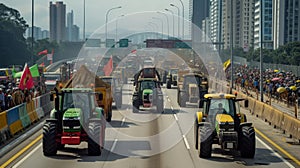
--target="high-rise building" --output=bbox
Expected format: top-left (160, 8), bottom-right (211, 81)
top-left (190, 0), bottom-right (210, 42)
top-left (50, 1), bottom-right (66, 42)
top-left (66, 10), bottom-right (80, 42)
top-left (273, 0), bottom-right (300, 49)
top-left (222, 0), bottom-right (237, 49)
top-left (209, 0), bottom-right (223, 50)
top-left (235, 0), bottom-right (255, 51)
top-left (42, 30), bottom-right (50, 39)
top-left (27, 26), bottom-right (42, 40)
top-left (254, 0), bottom-right (273, 49)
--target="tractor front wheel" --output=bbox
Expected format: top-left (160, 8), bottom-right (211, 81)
top-left (239, 126), bottom-right (255, 158)
top-left (43, 122), bottom-right (57, 156)
top-left (88, 121), bottom-right (101, 156)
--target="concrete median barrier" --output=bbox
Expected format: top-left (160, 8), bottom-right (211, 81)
top-left (281, 113), bottom-right (300, 140)
top-left (18, 104), bottom-right (31, 128)
top-left (26, 101), bottom-right (39, 123)
top-left (0, 111), bottom-right (10, 144)
top-left (253, 100), bottom-right (265, 118)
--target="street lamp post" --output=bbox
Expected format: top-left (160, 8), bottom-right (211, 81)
top-left (170, 3), bottom-right (180, 39)
top-left (115, 15), bottom-right (124, 42)
top-left (105, 6), bottom-right (121, 43)
top-left (31, 0), bottom-right (34, 65)
top-left (230, 0), bottom-right (234, 94)
top-left (83, 0), bottom-right (85, 41)
top-left (165, 8), bottom-right (175, 38)
top-left (157, 12), bottom-right (169, 39)
top-left (177, 0), bottom-right (184, 39)
top-left (260, 0), bottom-right (263, 102)
top-left (149, 22), bottom-right (159, 39)
top-left (152, 17), bottom-right (164, 39)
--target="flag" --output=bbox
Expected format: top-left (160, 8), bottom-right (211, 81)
top-left (223, 59), bottom-right (231, 71)
top-left (47, 49), bottom-right (54, 64)
top-left (39, 62), bottom-right (45, 67)
top-left (12, 65), bottom-right (16, 77)
top-left (19, 64), bottom-right (34, 90)
top-left (29, 64), bottom-right (40, 77)
top-left (131, 49), bottom-right (137, 54)
top-left (103, 56), bottom-right (113, 76)
top-left (38, 49), bottom-right (48, 56)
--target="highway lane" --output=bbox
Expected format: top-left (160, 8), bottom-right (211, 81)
top-left (1, 84), bottom-right (295, 168)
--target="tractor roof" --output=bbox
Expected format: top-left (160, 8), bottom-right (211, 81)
top-left (204, 93), bottom-right (236, 99)
top-left (62, 88), bottom-right (93, 92)
top-left (138, 78), bottom-right (159, 82)
top-left (100, 76), bottom-right (116, 79)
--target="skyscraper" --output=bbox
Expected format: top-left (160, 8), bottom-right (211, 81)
top-left (209, 0), bottom-right (223, 50)
top-left (273, 0), bottom-right (300, 49)
top-left (50, 1), bottom-right (66, 42)
top-left (254, 0), bottom-right (273, 49)
top-left (66, 10), bottom-right (80, 42)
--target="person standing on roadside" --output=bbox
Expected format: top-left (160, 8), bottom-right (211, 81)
top-left (0, 89), bottom-right (5, 111)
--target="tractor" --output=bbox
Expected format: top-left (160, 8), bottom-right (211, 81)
top-left (177, 73), bottom-right (208, 107)
top-left (100, 76), bottom-right (123, 109)
top-left (132, 78), bottom-right (164, 113)
top-left (194, 93), bottom-right (255, 158)
top-left (43, 88), bottom-right (105, 156)
top-left (166, 68), bottom-right (179, 89)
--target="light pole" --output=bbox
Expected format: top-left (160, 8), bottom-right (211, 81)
top-left (152, 17), bottom-right (164, 39)
top-left (115, 15), bottom-right (124, 42)
top-left (83, 0), bottom-right (85, 41)
top-left (105, 6), bottom-right (121, 42)
top-left (170, 3), bottom-right (180, 39)
top-left (260, 0), bottom-right (263, 102)
top-left (230, 0), bottom-right (234, 94)
top-left (31, 0), bottom-right (34, 65)
top-left (177, 0), bottom-right (184, 39)
top-left (149, 22), bottom-right (159, 38)
top-left (165, 8), bottom-right (175, 38)
top-left (157, 11), bottom-right (169, 39)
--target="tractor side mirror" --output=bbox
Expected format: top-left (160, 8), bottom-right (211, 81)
top-left (244, 99), bottom-right (249, 108)
top-left (199, 99), bottom-right (205, 108)
top-left (50, 93), bottom-right (54, 101)
top-left (54, 96), bottom-right (59, 111)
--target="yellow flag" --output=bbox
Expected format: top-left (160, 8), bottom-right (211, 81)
top-left (223, 59), bottom-right (231, 71)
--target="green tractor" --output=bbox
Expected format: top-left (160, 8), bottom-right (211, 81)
top-left (132, 78), bottom-right (164, 113)
top-left (43, 88), bottom-right (105, 156)
top-left (194, 93), bottom-right (255, 158)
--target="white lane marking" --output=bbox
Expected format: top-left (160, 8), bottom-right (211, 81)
top-left (111, 139), bottom-right (118, 152)
top-left (182, 135), bottom-right (190, 150)
top-left (173, 114), bottom-right (178, 121)
top-left (121, 117), bottom-right (126, 126)
top-left (256, 137), bottom-right (295, 168)
top-left (12, 143), bottom-right (42, 168)
top-left (171, 106), bottom-right (174, 111)
top-left (167, 98), bottom-right (171, 102)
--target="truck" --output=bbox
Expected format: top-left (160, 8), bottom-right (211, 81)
top-left (166, 68), bottom-right (179, 89)
top-left (43, 87), bottom-right (105, 156)
top-left (64, 65), bottom-right (113, 122)
top-left (100, 76), bottom-right (123, 109)
top-left (194, 93), bottom-right (255, 158)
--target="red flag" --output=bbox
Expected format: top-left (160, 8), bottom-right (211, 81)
top-left (39, 62), bottom-right (45, 66)
top-left (38, 49), bottom-right (48, 56)
top-left (131, 49), bottom-right (137, 54)
top-left (103, 56), bottom-right (113, 76)
top-left (19, 64), bottom-right (34, 90)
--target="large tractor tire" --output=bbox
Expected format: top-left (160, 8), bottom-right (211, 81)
top-left (43, 122), bottom-right (57, 156)
top-left (88, 122), bottom-right (101, 156)
top-left (194, 119), bottom-right (199, 149)
top-left (178, 92), bottom-right (187, 107)
top-left (133, 98), bottom-right (140, 113)
top-left (239, 126), bottom-right (255, 158)
top-left (156, 96), bottom-right (164, 113)
top-left (116, 93), bottom-right (122, 109)
top-left (107, 106), bottom-right (112, 122)
top-left (166, 80), bottom-right (172, 89)
top-left (198, 126), bottom-right (213, 158)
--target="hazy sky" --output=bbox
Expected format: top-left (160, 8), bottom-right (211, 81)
top-left (1, 0), bottom-right (190, 38)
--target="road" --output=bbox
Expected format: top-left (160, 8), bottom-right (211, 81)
top-left (0, 84), bottom-right (296, 168)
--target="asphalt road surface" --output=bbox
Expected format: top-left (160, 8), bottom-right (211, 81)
top-left (0, 84), bottom-right (295, 168)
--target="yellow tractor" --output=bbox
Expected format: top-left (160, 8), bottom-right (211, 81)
top-left (194, 93), bottom-right (255, 158)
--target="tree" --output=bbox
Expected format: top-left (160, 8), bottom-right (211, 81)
top-left (0, 3), bottom-right (31, 67)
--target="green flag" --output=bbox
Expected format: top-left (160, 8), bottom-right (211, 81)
top-left (29, 64), bottom-right (40, 77)
top-left (13, 64), bottom-right (40, 78)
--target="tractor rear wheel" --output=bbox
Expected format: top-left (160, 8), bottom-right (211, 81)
top-left (239, 126), bottom-right (255, 158)
top-left (156, 96), bottom-right (164, 113)
top-left (43, 122), bottom-right (57, 156)
top-left (198, 126), bottom-right (213, 158)
top-left (167, 80), bottom-right (171, 89)
top-left (194, 119), bottom-right (199, 149)
top-left (88, 122), bottom-right (101, 156)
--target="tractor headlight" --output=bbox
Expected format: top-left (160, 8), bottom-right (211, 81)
top-left (219, 122), bottom-right (234, 131)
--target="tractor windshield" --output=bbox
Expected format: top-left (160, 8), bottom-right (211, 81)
top-left (208, 98), bottom-right (235, 117)
top-left (184, 76), bottom-right (201, 86)
top-left (140, 81), bottom-right (156, 91)
top-left (63, 92), bottom-right (90, 113)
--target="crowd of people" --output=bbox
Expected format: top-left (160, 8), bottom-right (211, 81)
top-left (0, 80), bottom-right (47, 112)
top-left (233, 65), bottom-right (300, 105)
